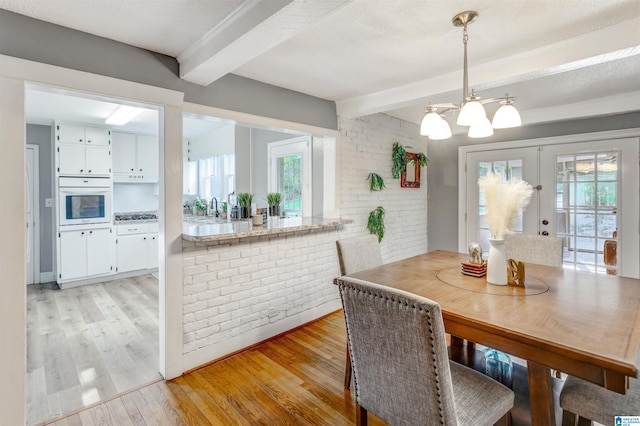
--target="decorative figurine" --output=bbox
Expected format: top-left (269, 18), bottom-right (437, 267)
top-left (507, 259), bottom-right (526, 286)
top-left (468, 242), bottom-right (483, 264)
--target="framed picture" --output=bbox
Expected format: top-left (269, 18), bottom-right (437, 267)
top-left (401, 152), bottom-right (420, 188)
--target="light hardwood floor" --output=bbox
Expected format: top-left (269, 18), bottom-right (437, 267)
top-left (27, 275), bottom-right (160, 426)
top-left (41, 310), bottom-right (567, 426)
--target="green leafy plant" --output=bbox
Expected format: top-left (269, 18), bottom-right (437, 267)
top-left (266, 192), bottom-right (282, 206)
top-left (367, 172), bottom-right (386, 192)
top-left (221, 201), bottom-right (227, 213)
top-left (367, 206), bottom-right (386, 243)
top-left (237, 192), bottom-right (253, 208)
top-left (195, 198), bottom-right (207, 211)
top-left (391, 142), bottom-right (408, 179)
top-left (417, 152), bottom-right (428, 167)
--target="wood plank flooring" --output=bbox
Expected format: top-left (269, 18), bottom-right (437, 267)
top-left (27, 275), bottom-right (160, 426)
top-left (42, 310), bottom-right (570, 426)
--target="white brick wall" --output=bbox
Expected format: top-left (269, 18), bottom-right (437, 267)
top-left (180, 113), bottom-right (428, 369)
top-left (338, 114), bottom-right (428, 262)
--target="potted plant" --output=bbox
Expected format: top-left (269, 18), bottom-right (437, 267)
top-left (221, 201), bottom-right (228, 220)
top-left (195, 198), bottom-right (207, 216)
top-left (237, 192), bottom-right (253, 219)
top-left (266, 192), bottom-right (282, 217)
top-left (367, 206), bottom-right (385, 242)
top-left (367, 172), bottom-right (385, 192)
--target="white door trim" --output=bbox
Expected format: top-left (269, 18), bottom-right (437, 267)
top-left (26, 144), bottom-right (40, 285)
top-left (1, 54), bottom-right (185, 425)
top-left (458, 128), bottom-right (640, 252)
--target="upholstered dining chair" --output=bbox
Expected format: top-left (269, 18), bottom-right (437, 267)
top-left (337, 276), bottom-right (514, 426)
top-left (336, 234), bottom-right (383, 389)
top-left (504, 233), bottom-right (563, 267)
top-left (559, 374), bottom-right (640, 426)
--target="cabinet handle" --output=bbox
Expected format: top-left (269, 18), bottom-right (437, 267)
top-left (88, 170), bottom-right (92, 173)
top-left (131, 168), bottom-right (134, 171)
top-left (81, 231), bottom-right (85, 235)
top-left (80, 169), bottom-right (84, 172)
top-left (87, 140), bottom-right (91, 143)
top-left (144, 237), bottom-right (147, 240)
top-left (89, 230), bottom-right (93, 234)
top-left (79, 139), bottom-right (83, 142)
top-left (139, 168), bottom-right (142, 171)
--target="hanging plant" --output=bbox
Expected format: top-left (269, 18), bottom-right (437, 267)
top-left (391, 142), bottom-right (408, 179)
top-left (417, 152), bottom-right (428, 167)
top-left (367, 206), bottom-right (386, 243)
top-left (367, 172), bottom-right (386, 192)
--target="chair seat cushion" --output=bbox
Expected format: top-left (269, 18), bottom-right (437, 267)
top-left (450, 361), bottom-right (515, 426)
top-left (560, 375), bottom-right (640, 425)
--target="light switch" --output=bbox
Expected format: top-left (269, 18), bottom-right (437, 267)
top-left (45, 198), bottom-right (53, 207)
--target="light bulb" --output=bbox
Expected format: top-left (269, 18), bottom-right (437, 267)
top-left (468, 117), bottom-right (494, 138)
top-left (457, 99), bottom-right (486, 126)
top-left (492, 101), bottom-right (522, 129)
top-left (420, 109), bottom-right (441, 136)
top-left (429, 116), bottom-right (452, 140)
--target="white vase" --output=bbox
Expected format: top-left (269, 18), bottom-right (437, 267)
top-left (487, 238), bottom-right (508, 285)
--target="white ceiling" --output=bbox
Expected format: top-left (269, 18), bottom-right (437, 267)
top-left (5, 0), bottom-right (640, 133)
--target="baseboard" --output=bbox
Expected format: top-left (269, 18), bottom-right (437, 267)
top-left (181, 299), bottom-right (342, 373)
top-left (39, 272), bottom-right (55, 283)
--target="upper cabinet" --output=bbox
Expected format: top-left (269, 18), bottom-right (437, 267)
top-left (56, 123), bottom-right (111, 176)
top-left (112, 131), bottom-right (158, 182)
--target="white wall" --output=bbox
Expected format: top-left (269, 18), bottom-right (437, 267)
top-left (180, 113), bottom-right (428, 371)
top-left (338, 114), bottom-right (428, 262)
top-left (113, 183), bottom-right (159, 212)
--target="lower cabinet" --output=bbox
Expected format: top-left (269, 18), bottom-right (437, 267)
top-left (58, 226), bottom-right (112, 282)
top-left (116, 223), bottom-right (159, 273)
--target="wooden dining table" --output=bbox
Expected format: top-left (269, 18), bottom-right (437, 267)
top-left (342, 250), bottom-right (640, 426)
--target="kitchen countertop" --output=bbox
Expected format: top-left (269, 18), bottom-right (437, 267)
top-left (113, 211), bottom-right (159, 225)
top-left (182, 216), bottom-right (353, 243)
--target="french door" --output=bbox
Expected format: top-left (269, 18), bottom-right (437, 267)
top-left (463, 138), bottom-right (639, 278)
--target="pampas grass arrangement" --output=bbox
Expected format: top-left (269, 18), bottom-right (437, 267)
top-left (478, 172), bottom-right (534, 239)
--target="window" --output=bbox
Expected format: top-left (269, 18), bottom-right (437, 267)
top-left (268, 137), bottom-right (311, 217)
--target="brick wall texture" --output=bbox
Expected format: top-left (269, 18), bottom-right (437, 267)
top-left (182, 113), bottom-right (428, 357)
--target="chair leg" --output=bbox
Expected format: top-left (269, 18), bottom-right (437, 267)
top-left (577, 417), bottom-right (592, 426)
top-left (494, 411), bottom-right (511, 426)
top-left (344, 344), bottom-right (352, 390)
top-left (561, 410), bottom-right (577, 426)
top-left (356, 404), bottom-right (368, 426)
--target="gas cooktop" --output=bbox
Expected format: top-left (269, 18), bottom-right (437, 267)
top-left (115, 213), bottom-right (158, 221)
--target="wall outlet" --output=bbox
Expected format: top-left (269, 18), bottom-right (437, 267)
top-left (45, 198), bottom-right (53, 207)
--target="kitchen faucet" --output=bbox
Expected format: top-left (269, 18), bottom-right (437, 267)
top-left (210, 197), bottom-right (218, 217)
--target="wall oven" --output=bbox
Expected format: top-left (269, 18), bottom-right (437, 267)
top-left (58, 177), bottom-right (111, 226)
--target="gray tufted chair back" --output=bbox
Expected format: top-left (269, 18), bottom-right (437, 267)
top-left (337, 277), bottom-right (514, 426)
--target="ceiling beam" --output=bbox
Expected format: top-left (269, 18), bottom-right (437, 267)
top-left (178, 0), bottom-right (351, 86)
top-left (337, 17), bottom-right (640, 118)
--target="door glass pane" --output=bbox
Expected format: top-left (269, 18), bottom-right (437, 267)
top-left (278, 154), bottom-right (302, 217)
top-left (555, 151), bottom-right (619, 275)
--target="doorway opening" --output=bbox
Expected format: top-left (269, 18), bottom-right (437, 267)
top-left (24, 84), bottom-right (163, 425)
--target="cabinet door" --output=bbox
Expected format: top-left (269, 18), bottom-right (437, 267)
top-left (86, 228), bottom-right (112, 276)
top-left (57, 124), bottom-right (85, 144)
top-left (112, 132), bottom-right (137, 173)
top-left (137, 135), bottom-right (158, 174)
top-left (59, 230), bottom-right (87, 280)
top-left (58, 144), bottom-right (86, 175)
top-left (117, 234), bottom-right (147, 272)
top-left (85, 127), bottom-right (110, 146)
top-left (85, 145), bottom-right (111, 175)
top-left (146, 233), bottom-right (159, 269)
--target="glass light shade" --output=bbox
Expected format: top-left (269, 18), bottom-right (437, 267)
top-left (468, 117), bottom-right (494, 138)
top-left (429, 116), bottom-right (452, 140)
top-left (420, 110), bottom-right (441, 136)
top-left (457, 100), bottom-right (487, 126)
top-left (492, 103), bottom-right (522, 129)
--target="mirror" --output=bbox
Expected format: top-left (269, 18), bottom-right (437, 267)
top-left (401, 152), bottom-right (420, 188)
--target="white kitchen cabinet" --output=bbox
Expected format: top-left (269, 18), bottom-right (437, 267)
top-left (56, 123), bottom-right (112, 177)
top-left (58, 123), bottom-right (110, 145)
top-left (115, 223), bottom-right (158, 273)
top-left (112, 132), bottom-right (137, 173)
top-left (58, 226), bottom-right (112, 282)
top-left (112, 131), bottom-right (158, 182)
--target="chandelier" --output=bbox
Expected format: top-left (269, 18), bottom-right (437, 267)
top-left (420, 11), bottom-right (522, 140)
